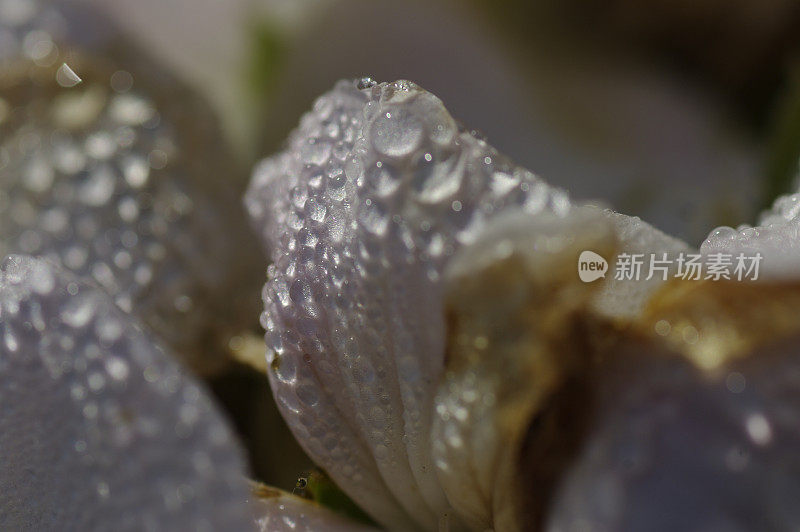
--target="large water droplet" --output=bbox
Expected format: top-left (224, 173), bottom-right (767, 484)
top-left (370, 108), bottom-right (424, 158)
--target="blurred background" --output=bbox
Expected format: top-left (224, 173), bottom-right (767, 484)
top-left (83, 0), bottom-right (800, 246)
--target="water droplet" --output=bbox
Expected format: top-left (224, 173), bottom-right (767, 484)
top-left (708, 226), bottom-right (737, 240)
top-left (80, 166), bottom-right (115, 206)
top-left (300, 140), bottom-right (331, 166)
top-left (289, 279), bottom-right (312, 305)
top-left (61, 294), bottom-right (95, 328)
top-left (306, 198), bottom-right (327, 223)
top-left (370, 108), bottom-right (424, 158)
top-left (24, 157), bottom-right (54, 192)
top-left (96, 315), bottom-right (124, 343)
top-left (412, 152), bottom-right (462, 204)
top-left (357, 77), bottom-right (377, 90)
top-left (118, 197), bottom-right (140, 221)
top-left (109, 94), bottom-right (155, 126)
top-left (490, 171), bottom-right (520, 197)
top-left (56, 63), bottom-right (82, 88)
top-left (358, 198), bottom-right (390, 235)
top-left (85, 132), bottom-right (116, 160)
top-left (745, 413), bottom-right (772, 446)
top-left (110, 70), bottom-right (134, 93)
top-left (365, 162), bottom-right (402, 197)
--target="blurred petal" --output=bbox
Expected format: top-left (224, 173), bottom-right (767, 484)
top-left (547, 329), bottom-right (800, 531)
top-left (0, 0), bottom-right (263, 375)
top-left (78, 0), bottom-right (255, 147)
top-left (0, 255), bottom-right (252, 529)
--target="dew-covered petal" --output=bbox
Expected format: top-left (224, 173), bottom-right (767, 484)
top-left (701, 189), bottom-right (800, 278)
top-left (252, 487), bottom-right (378, 532)
top-left (247, 79), bottom-right (567, 530)
top-left (246, 79), bottom-right (689, 530)
top-left (0, 0), bottom-right (263, 375)
top-left (0, 255), bottom-right (253, 530)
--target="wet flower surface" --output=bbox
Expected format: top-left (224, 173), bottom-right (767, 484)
top-left (0, 0), bottom-right (263, 376)
top-left (4, 4), bottom-right (800, 529)
top-left (703, 189), bottom-right (800, 278)
top-left (0, 256), bottom-right (252, 530)
top-left (245, 78), bottom-right (692, 530)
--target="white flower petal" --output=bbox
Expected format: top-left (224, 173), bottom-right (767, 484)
top-left (246, 79), bottom-right (689, 530)
top-left (433, 207), bottom-right (618, 530)
top-left (702, 189), bottom-right (800, 278)
top-left (595, 210), bottom-right (691, 317)
top-left (0, 255), bottom-right (253, 529)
